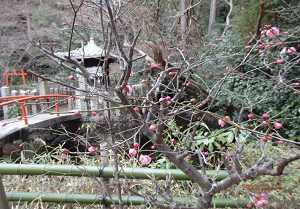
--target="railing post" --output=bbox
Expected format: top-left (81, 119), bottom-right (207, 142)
top-left (20, 102), bottom-right (28, 125)
top-left (0, 175), bottom-right (9, 209)
top-left (55, 97), bottom-right (59, 116)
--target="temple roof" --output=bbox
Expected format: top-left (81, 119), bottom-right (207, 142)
top-left (55, 37), bottom-right (117, 60)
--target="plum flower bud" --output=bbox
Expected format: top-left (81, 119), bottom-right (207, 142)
top-left (204, 152), bottom-right (209, 156)
top-left (17, 116), bottom-right (23, 120)
top-left (189, 57), bottom-right (194, 61)
top-left (228, 164), bottom-right (232, 167)
top-left (262, 113), bottom-right (268, 119)
top-left (278, 141), bottom-right (284, 145)
top-left (134, 107), bottom-right (140, 112)
top-left (151, 146), bottom-right (155, 149)
top-left (139, 154), bottom-right (152, 165)
top-left (61, 148), bottom-right (69, 153)
top-left (69, 75), bottom-right (74, 80)
top-left (129, 148), bottom-right (137, 157)
top-left (247, 203), bottom-right (252, 208)
top-left (261, 30), bottom-right (267, 35)
top-left (260, 199), bottom-right (266, 204)
top-left (134, 143), bottom-right (139, 148)
top-left (126, 85), bottom-right (133, 93)
top-left (168, 72), bottom-right (175, 76)
top-left (186, 156), bottom-right (190, 159)
top-left (259, 44), bottom-right (265, 49)
top-left (171, 138), bottom-right (176, 144)
top-left (248, 114), bottom-right (255, 119)
top-left (62, 22), bottom-right (66, 26)
top-left (225, 116), bottom-right (230, 120)
top-left (262, 121), bottom-right (268, 125)
top-left (92, 111), bottom-right (98, 116)
top-left (141, 79), bottom-right (147, 83)
top-left (274, 122), bottom-right (282, 129)
top-left (130, 70), bottom-right (134, 77)
top-left (266, 27), bottom-right (280, 38)
top-left (219, 38), bottom-right (222, 42)
top-left (165, 96), bottom-right (171, 101)
top-left (261, 193), bottom-right (265, 198)
top-left (159, 98), bottom-right (166, 103)
top-left (190, 98), bottom-right (196, 103)
top-left (262, 137), bottom-right (267, 141)
top-left (245, 45), bottom-right (251, 50)
top-left (292, 82), bottom-right (299, 86)
top-left (201, 101), bottom-right (206, 105)
top-left (259, 50), bottom-right (263, 54)
top-left (186, 82), bottom-right (191, 87)
top-left (256, 201), bottom-right (263, 207)
top-left (149, 124), bottom-right (157, 131)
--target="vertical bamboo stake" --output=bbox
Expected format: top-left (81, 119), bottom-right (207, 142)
top-left (0, 175), bottom-right (9, 209)
top-left (100, 142), bottom-right (110, 208)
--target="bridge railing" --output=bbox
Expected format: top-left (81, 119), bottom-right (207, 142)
top-left (0, 95), bottom-right (77, 125)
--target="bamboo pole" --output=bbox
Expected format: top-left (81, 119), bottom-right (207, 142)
top-left (0, 164), bottom-right (228, 181)
top-left (5, 192), bottom-right (248, 207)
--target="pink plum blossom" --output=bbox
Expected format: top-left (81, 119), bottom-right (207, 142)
top-left (201, 101), bottom-right (206, 105)
top-left (130, 70), bottom-right (133, 76)
top-left (151, 146), bottom-right (155, 149)
top-left (261, 194), bottom-right (265, 198)
top-left (171, 138), bottom-right (176, 144)
top-left (134, 143), bottom-right (139, 148)
top-left (134, 107), bottom-right (140, 112)
top-left (159, 98), bottom-right (166, 103)
top-left (139, 155), bottom-right (152, 165)
top-left (61, 148), bottom-right (69, 153)
top-left (189, 57), bottom-right (194, 61)
top-left (259, 44), bottom-right (265, 49)
top-left (149, 124), bottom-right (157, 131)
top-left (225, 116), bottom-right (230, 120)
top-left (278, 42), bottom-right (283, 47)
top-left (256, 201), bottom-right (263, 207)
top-left (126, 85), bottom-right (133, 93)
top-left (129, 148), bottom-right (137, 156)
top-left (292, 82), bottom-right (299, 86)
top-left (261, 30), bottom-right (267, 35)
top-left (165, 96), bottom-right (171, 101)
top-left (288, 47), bottom-right (296, 55)
top-left (266, 27), bottom-right (280, 38)
top-left (248, 114), bottom-right (255, 119)
top-left (280, 48), bottom-right (286, 54)
top-left (274, 122), bottom-right (282, 129)
top-left (181, 50), bottom-right (185, 53)
top-left (247, 203), bottom-right (252, 208)
top-left (277, 59), bottom-right (284, 64)
top-left (88, 146), bottom-right (97, 154)
top-left (259, 50), bottom-right (263, 54)
top-left (74, 111), bottom-right (81, 116)
top-left (218, 119), bottom-right (226, 127)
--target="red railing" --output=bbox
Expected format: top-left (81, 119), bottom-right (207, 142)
top-left (0, 95), bottom-right (77, 125)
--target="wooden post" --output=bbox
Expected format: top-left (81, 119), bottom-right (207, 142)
top-left (0, 176), bottom-right (9, 209)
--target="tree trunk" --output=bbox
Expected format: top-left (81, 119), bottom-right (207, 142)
top-left (24, 0), bottom-right (32, 40)
top-left (0, 176), bottom-right (9, 209)
top-left (208, 0), bottom-right (217, 32)
top-left (180, 0), bottom-right (187, 34)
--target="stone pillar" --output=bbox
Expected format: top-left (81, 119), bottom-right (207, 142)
top-left (76, 75), bottom-right (87, 115)
top-left (30, 90), bottom-right (38, 115)
top-left (11, 90), bottom-right (18, 96)
top-left (38, 78), bottom-right (49, 95)
top-left (1, 87), bottom-right (11, 119)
